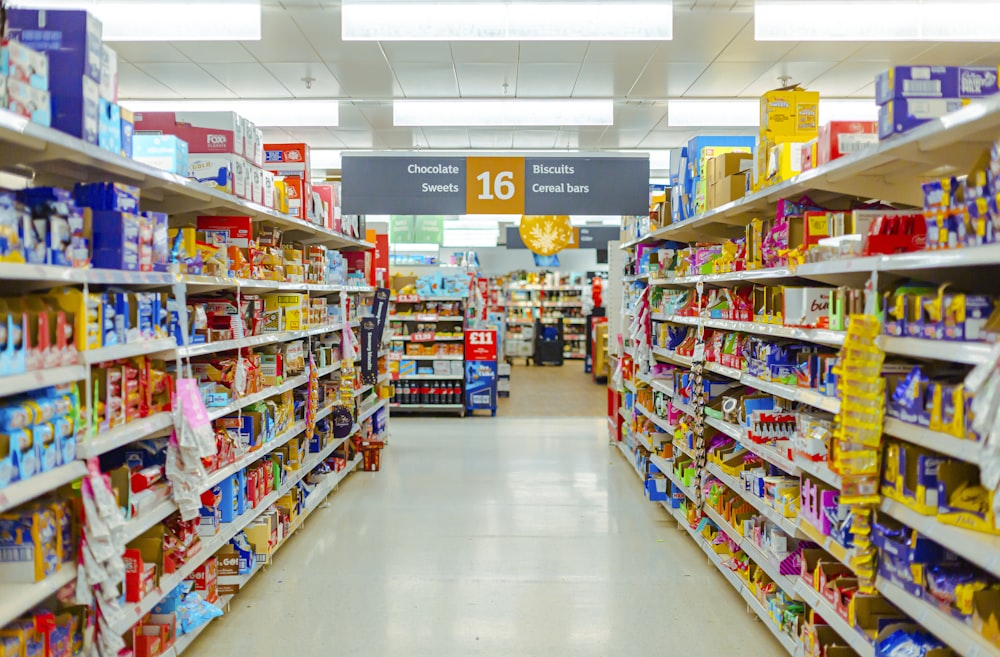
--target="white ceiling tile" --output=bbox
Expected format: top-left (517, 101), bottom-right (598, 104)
top-left (392, 63), bottom-right (460, 98)
top-left (581, 42), bottom-right (659, 64)
top-left (264, 63), bottom-right (343, 97)
top-left (356, 104), bottom-right (395, 130)
top-left (739, 61), bottom-right (839, 97)
top-left (782, 42), bottom-right (863, 61)
top-left (261, 128), bottom-right (292, 143)
top-left (278, 127), bottom-right (345, 149)
top-left (851, 82), bottom-right (876, 98)
top-left (468, 128), bottom-right (514, 149)
top-left (614, 103), bottom-right (669, 132)
top-left (111, 42), bottom-right (188, 64)
top-left (241, 7), bottom-right (321, 63)
top-left (628, 61), bottom-right (708, 97)
top-left (450, 42), bottom-right (519, 64)
top-left (909, 43), bottom-right (1000, 66)
top-left (809, 61), bottom-right (890, 96)
top-left (850, 43), bottom-right (932, 62)
top-left (455, 63), bottom-right (518, 97)
top-left (640, 127), bottom-right (754, 148)
top-left (201, 63), bottom-right (292, 97)
top-left (333, 130), bottom-right (376, 149)
top-left (512, 129), bottom-right (559, 149)
top-left (599, 129), bottom-right (649, 149)
top-left (173, 42), bottom-right (257, 64)
top-left (716, 23), bottom-right (794, 63)
top-left (420, 128), bottom-right (471, 149)
top-left (117, 62), bottom-right (181, 99)
top-left (563, 127), bottom-right (609, 150)
top-left (382, 42), bottom-right (453, 64)
top-left (572, 61), bottom-right (633, 97)
top-left (684, 62), bottom-right (773, 96)
top-left (327, 60), bottom-right (400, 98)
top-left (135, 63), bottom-right (237, 98)
top-left (374, 128), bottom-right (418, 149)
top-left (515, 63), bottom-right (581, 97)
top-left (518, 42), bottom-right (589, 63)
top-left (658, 12), bottom-right (750, 62)
top-left (337, 104), bottom-right (375, 130)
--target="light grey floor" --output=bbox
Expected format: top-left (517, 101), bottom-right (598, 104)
top-left (188, 417), bottom-right (786, 657)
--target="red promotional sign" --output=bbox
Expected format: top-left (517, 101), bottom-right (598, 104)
top-left (396, 294), bottom-right (421, 303)
top-left (465, 329), bottom-right (497, 361)
top-left (476, 277), bottom-right (489, 321)
top-left (409, 331), bottom-right (435, 343)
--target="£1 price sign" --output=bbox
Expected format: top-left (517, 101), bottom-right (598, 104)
top-left (465, 329), bottom-right (497, 362)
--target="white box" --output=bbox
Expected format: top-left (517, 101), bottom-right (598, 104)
top-left (783, 288), bottom-right (830, 328)
top-left (262, 170), bottom-right (275, 208)
top-left (250, 166), bottom-right (264, 205)
top-left (254, 127), bottom-right (264, 167)
top-left (100, 45), bottom-right (118, 102)
top-left (240, 116), bottom-right (253, 162)
top-left (188, 153), bottom-right (248, 198)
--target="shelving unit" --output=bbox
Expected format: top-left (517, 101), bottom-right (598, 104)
top-left (388, 294), bottom-right (467, 415)
top-left (503, 280), bottom-right (589, 361)
top-left (611, 98), bottom-right (1000, 657)
top-left (0, 104), bottom-right (388, 655)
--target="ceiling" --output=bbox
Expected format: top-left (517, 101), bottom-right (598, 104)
top-left (114, 0), bottom-right (1000, 153)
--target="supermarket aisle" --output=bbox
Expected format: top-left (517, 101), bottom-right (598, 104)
top-left (189, 418), bottom-right (784, 657)
top-left (498, 361), bottom-right (606, 416)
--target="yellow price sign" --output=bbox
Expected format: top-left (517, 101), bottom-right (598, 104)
top-left (466, 157), bottom-right (525, 214)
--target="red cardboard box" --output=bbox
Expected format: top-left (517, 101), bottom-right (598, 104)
top-left (187, 557), bottom-right (219, 604)
top-left (278, 176), bottom-right (308, 220)
top-left (817, 121), bottom-right (877, 166)
top-left (196, 215), bottom-right (253, 249)
top-left (264, 142), bottom-right (310, 176)
top-left (134, 111), bottom-right (246, 156)
top-left (312, 184), bottom-right (335, 229)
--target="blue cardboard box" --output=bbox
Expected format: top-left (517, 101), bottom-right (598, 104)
top-left (878, 98), bottom-right (969, 139)
top-left (6, 9), bottom-right (103, 82)
top-left (91, 211), bottom-right (140, 271)
top-left (876, 66), bottom-right (1000, 105)
top-left (133, 135), bottom-right (189, 176)
top-left (51, 76), bottom-right (100, 144)
top-left (98, 99), bottom-right (121, 154)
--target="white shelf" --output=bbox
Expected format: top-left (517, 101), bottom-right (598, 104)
top-left (397, 355), bottom-right (464, 361)
top-left (0, 462), bottom-right (88, 513)
top-left (878, 336), bottom-right (991, 365)
top-left (651, 347), bottom-right (693, 367)
top-left (391, 403), bottom-right (464, 411)
top-left (389, 315), bottom-right (464, 322)
top-left (206, 374), bottom-right (309, 421)
top-left (0, 365), bottom-right (86, 397)
top-left (180, 327), bottom-right (340, 358)
top-left (123, 496), bottom-right (178, 544)
top-left (77, 411), bottom-right (175, 458)
top-left (879, 497), bottom-right (1000, 578)
top-left (0, 565), bottom-right (77, 628)
top-left (704, 363), bottom-right (841, 415)
top-left (877, 579), bottom-right (1000, 657)
top-left (358, 398), bottom-right (388, 423)
top-left (615, 440), bottom-right (645, 482)
top-left (883, 418), bottom-right (985, 464)
top-left (391, 335), bottom-right (464, 342)
top-left (82, 338), bottom-right (178, 365)
top-left (655, 314), bottom-right (847, 348)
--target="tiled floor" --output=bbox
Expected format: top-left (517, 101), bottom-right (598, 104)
top-left (498, 360), bottom-right (607, 417)
top-left (189, 416), bottom-right (786, 657)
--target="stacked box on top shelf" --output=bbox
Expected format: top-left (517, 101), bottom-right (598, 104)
top-left (877, 66), bottom-right (1000, 139)
top-left (759, 86), bottom-right (819, 190)
top-left (1, 38), bottom-right (51, 128)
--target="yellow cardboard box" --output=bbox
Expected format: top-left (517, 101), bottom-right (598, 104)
top-left (761, 86), bottom-right (820, 138)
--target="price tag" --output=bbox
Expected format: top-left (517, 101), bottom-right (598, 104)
top-left (409, 331), bottom-right (435, 343)
top-left (396, 294), bottom-right (421, 304)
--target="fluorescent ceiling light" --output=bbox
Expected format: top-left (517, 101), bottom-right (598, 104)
top-left (122, 100), bottom-right (339, 127)
top-left (394, 100), bottom-right (613, 127)
top-left (342, 0), bottom-right (672, 41)
top-left (667, 99), bottom-right (876, 127)
top-left (11, 0), bottom-right (261, 41)
top-left (755, 0), bottom-right (1000, 41)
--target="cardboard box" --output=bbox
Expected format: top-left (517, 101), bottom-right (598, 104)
top-left (817, 121), bottom-right (878, 165)
top-left (52, 75), bottom-right (100, 144)
top-left (6, 9), bottom-right (103, 83)
top-left (3, 39), bottom-right (49, 90)
top-left (6, 77), bottom-right (51, 127)
top-left (133, 135), bottom-right (188, 175)
top-left (189, 153), bottom-right (248, 197)
top-left (134, 111), bottom-right (246, 156)
top-left (876, 66), bottom-right (1000, 104)
top-left (709, 152), bottom-right (753, 183)
top-left (264, 143), bottom-right (311, 177)
top-left (99, 45), bottom-right (118, 102)
top-left (767, 141), bottom-right (807, 183)
top-left (783, 288), bottom-right (831, 328)
top-left (879, 98), bottom-right (969, 139)
top-left (761, 86), bottom-right (820, 138)
top-left (715, 173), bottom-right (747, 207)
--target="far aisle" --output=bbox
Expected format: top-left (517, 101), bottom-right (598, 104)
top-left (187, 416), bottom-right (784, 657)
top-left (498, 361), bottom-right (606, 417)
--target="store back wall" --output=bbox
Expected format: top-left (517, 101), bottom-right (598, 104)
top-left (439, 247), bottom-right (608, 275)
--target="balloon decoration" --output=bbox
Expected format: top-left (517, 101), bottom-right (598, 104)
top-left (518, 215), bottom-right (573, 256)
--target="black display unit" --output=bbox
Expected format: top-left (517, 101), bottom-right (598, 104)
top-left (533, 317), bottom-right (565, 366)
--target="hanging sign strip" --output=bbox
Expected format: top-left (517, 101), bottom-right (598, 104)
top-left (342, 153), bottom-right (649, 216)
top-left (370, 287), bottom-right (391, 343)
top-left (360, 317), bottom-right (378, 385)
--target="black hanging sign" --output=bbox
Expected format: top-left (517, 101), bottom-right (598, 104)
top-left (371, 287), bottom-right (391, 343)
top-left (360, 317), bottom-right (378, 385)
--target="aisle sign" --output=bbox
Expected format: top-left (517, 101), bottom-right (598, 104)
top-left (342, 154), bottom-right (649, 215)
top-left (465, 329), bottom-right (497, 361)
